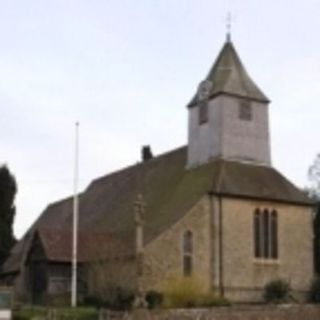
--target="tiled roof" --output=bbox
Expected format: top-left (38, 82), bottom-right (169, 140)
top-left (36, 228), bottom-right (132, 262)
top-left (2, 146), bottom-right (311, 273)
top-left (188, 40), bottom-right (269, 107)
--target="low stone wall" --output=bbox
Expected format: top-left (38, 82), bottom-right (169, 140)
top-left (100, 305), bottom-right (320, 320)
top-left (149, 305), bottom-right (320, 320)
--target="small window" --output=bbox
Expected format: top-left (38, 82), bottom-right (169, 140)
top-left (183, 231), bottom-right (193, 277)
top-left (183, 230), bottom-right (193, 254)
top-left (183, 256), bottom-right (192, 277)
top-left (239, 100), bottom-right (252, 121)
top-left (198, 101), bottom-right (208, 125)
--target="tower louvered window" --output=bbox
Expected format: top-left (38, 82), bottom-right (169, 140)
top-left (239, 100), bottom-right (252, 121)
top-left (198, 101), bottom-right (208, 124)
top-left (253, 209), bottom-right (278, 260)
top-left (183, 230), bottom-right (193, 277)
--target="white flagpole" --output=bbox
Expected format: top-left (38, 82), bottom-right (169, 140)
top-left (72, 121), bottom-right (79, 307)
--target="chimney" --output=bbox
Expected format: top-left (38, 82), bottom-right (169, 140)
top-left (142, 145), bottom-right (153, 162)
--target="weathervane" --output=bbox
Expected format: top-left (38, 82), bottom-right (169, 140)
top-left (226, 11), bottom-right (232, 42)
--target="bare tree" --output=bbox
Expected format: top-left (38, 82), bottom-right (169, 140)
top-left (308, 154), bottom-right (320, 274)
top-left (0, 165), bottom-right (17, 267)
top-left (308, 154), bottom-right (320, 199)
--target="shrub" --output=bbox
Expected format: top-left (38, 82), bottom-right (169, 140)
top-left (309, 278), bottom-right (320, 303)
top-left (106, 286), bottom-right (134, 310)
top-left (163, 277), bottom-right (230, 308)
top-left (83, 295), bottom-right (102, 308)
top-left (145, 290), bottom-right (163, 309)
top-left (264, 279), bottom-right (291, 303)
top-left (45, 292), bottom-right (70, 306)
top-left (84, 286), bottom-right (134, 310)
top-left (163, 277), bottom-right (201, 308)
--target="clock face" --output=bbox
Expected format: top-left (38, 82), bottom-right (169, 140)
top-left (197, 80), bottom-right (212, 101)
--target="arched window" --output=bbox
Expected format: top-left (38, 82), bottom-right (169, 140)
top-left (263, 209), bottom-right (270, 258)
top-left (271, 210), bottom-right (278, 259)
top-left (254, 209), bottom-right (261, 258)
top-left (253, 208), bottom-right (278, 260)
top-left (183, 231), bottom-right (193, 277)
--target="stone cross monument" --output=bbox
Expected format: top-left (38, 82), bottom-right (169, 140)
top-left (133, 193), bottom-right (148, 309)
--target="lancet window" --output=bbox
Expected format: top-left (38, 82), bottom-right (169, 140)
top-left (183, 230), bottom-right (193, 276)
top-left (253, 208), bottom-right (278, 259)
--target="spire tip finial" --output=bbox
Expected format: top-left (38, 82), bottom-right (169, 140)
top-left (226, 11), bottom-right (232, 42)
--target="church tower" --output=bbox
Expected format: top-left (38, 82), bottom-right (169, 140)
top-left (187, 37), bottom-right (271, 168)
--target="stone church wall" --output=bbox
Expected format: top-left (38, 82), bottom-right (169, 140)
top-left (142, 195), bottom-right (313, 303)
top-left (142, 196), bottom-right (212, 293)
top-left (220, 197), bottom-right (313, 302)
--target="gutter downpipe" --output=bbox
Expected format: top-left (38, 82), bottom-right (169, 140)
top-left (218, 194), bottom-right (224, 297)
top-left (209, 192), bottom-right (224, 298)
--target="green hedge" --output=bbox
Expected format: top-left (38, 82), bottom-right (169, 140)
top-left (13, 306), bottom-right (47, 320)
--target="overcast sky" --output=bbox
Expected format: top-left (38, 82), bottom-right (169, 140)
top-left (1, 0), bottom-right (319, 238)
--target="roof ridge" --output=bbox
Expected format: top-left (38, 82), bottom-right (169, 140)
top-left (87, 145), bottom-right (187, 188)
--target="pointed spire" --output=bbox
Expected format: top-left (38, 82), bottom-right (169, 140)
top-left (188, 39), bottom-right (269, 107)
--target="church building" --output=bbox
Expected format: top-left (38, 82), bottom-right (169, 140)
top-left (1, 35), bottom-right (314, 304)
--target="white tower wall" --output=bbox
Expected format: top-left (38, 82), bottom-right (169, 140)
top-left (187, 95), bottom-right (271, 168)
